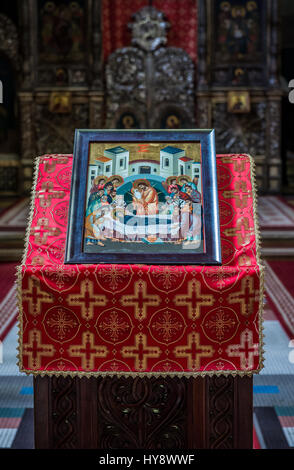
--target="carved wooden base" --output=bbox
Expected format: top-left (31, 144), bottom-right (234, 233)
top-left (34, 375), bottom-right (252, 449)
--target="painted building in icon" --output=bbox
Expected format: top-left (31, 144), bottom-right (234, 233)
top-left (95, 156), bottom-right (113, 176)
top-left (103, 146), bottom-right (129, 178)
top-left (191, 162), bottom-right (202, 192)
top-left (178, 156), bottom-right (193, 176)
top-left (160, 146), bottom-right (186, 178)
top-left (87, 165), bottom-right (99, 192)
top-left (88, 147), bottom-right (130, 189)
top-left (87, 157), bottom-right (112, 192)
top-left (177, 158), bottom-right (202, 191)
top-left (129, 159), bottom-right (160, 175)
top-left (87, 144), bottom-right (201, 192)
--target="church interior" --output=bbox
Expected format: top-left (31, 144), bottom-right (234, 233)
top-left (0, 0), bottom-right (294, 451)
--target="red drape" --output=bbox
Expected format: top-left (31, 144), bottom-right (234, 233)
top-left (17, 154), bottom-right (264, 376)
top-left (102, 0), bottom-right (198, 62)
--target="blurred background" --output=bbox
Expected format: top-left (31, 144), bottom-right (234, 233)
top-left (0, 0), bottom-right (293, 450)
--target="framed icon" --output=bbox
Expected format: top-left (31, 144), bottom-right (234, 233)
top-left (227, 91), bottom-right (251, 114)
top-left (65, 129), bottom-right (221, 265)
top-left (49, 91), bottom-right (72, 114)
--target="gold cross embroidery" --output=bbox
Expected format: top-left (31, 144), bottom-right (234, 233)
top-left (22, 276), bottom-right (54, 316)
top-left (66, 279), bottom-right (107, 320)
top-left (222, 190), bottom-right (251, 209)
top-left (223, 217), bottom-right (255, 246)
top-left (173, 279), bottom-right (215, 320)
top-left (121, 333), bottom-right (161, 370)
top-left (30, 218), bottom-right (61, 245)
top-left (238, 254), bottom-right (252, 267)
top-left (221, 157), bottom-right (248, 174)
top-left (173, 332), bottom-right (214, 370)
top-left (40, 156), bottom-right (69, 173)
top-left (68, 331), bottom-right (108, 371)
top-left (120, 280), bottom-right (161, 321)
top-left (226, 329), bottom-right (259, 370)
top-left (227, 276), bottom-right (258, 316)
top-left (36, 182), bottom-right (65, 207)
top-left (23, 329), bottom-right (55, 369)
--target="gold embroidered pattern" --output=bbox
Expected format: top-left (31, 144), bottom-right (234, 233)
top-left (149, 308), bottom-right (185, 344)
top-left (223, 190), bottom-right (252, 209)
top-left (15, 154), bottom-right (265, 378)
top-left (23, 329), bottom-right (55, 369)
top-left (226, 329), bottom-right (259, 370)
top-left (120, 280), bottom-right (161, 320)
top-left (68, 331), bottom-right (108, 370)
top-left (66, 279), bottom-right (107, 320)
top-left (204, 266), bottom-right (239, 291)
top-left (35, 181), bottom-right (65, 208)
top-left (201, 307), bottom-right (239, 344)
top-left (238, 254), bottom-right (252, 266)
top-left (95, 308), bottom-right (133, 344)
top-left (173, 332), bottom-right (214, 370)
top-left (173, 279), bottom-right (215, 320)
top-left (30, 218), bottom-right (61, 245)
top-left (43, 306), bottom-right (81, 343)
top-left (227, 276), bottom-right (258, 316)
top-left (148, 266), bottom-right (186, 292)
top-left (22, 276), bottom-right (54, 316)
top-left (95, 265), bottom-right (132, 293)
top-left (121, 333), bottom-right (161, 370)
top-left (223, 217), bottom-right (255, 246)
top-left (44, 265), bottom-right (77, 290)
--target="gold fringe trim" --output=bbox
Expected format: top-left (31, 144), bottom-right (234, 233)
top-left (17, 368), bottom-right (256, 380)
top-left (248, 153), bottom-right (265, 374)
top-left (16, 154), bottom-right (265, 379)
top-left (16, 155), bottom-right (43, 375)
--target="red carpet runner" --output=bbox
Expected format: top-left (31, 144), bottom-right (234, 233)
top-left (0, 263), bottom-right (18, 341)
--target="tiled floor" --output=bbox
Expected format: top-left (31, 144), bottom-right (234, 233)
top-left (253, 310), bottom-right (294, 448)
top-left (0, 324), bottom-right (33, 448)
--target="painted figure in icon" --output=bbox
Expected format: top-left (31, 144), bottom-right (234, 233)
top-left (84, 208), bottom-right (106, 246)
top-left (217, 0), bottom-right (260, 60)
top-left (84, 141), bottom-right (203, 249)
top-left (131, 179), bottom-right (159, 216)
top-left (84, 175), bottom-right (125, 246)
top-left (85, 172), bottom-right (202, 247)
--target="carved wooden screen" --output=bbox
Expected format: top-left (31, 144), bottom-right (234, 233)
top-left (104, 5), bottom-right (196, 130)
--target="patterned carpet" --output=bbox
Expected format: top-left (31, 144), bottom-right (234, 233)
top-left (253, 293), bottom-right (294, 449)
top-left (0, 324), bottom-right (34, 448)
top-left (0, 259), bottom-right (34, 448)
top-left (0, 263), bottom-right (18, 341)
top-left (0, 198), bottom-right (29, 231)
top-left (258, 196), bottom-right (294, 258)
top-left (258, 196), bottom-right (294, 230)
top-left (0, 199), bottom-right (29, 262)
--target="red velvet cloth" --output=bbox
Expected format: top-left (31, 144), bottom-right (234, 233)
top-left (102, 0), bottom-right (198, 63)
top-left (18, 154), bottom-right (263, 376)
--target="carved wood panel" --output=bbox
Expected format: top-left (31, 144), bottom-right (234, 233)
top-left (105, 6), bottom-right (195, 129)
top-left (49, 376), bottom-right (79, 449)
top-left (97, 376), bottom-right (187, 449)
top-left (34, 375), bottom-right (253, 449)
top-left (207, 376), bottom-right (234, 449)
